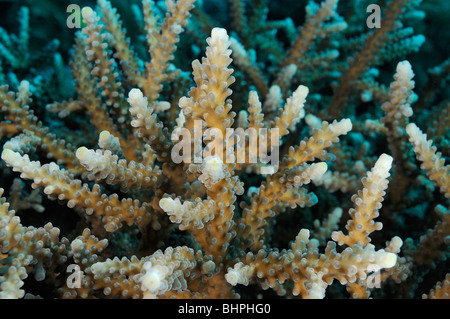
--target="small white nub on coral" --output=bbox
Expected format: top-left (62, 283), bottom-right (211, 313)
top-left (309, 162), bottom-right (328, 181)
top-left (224, 269), bottom-right (240, 286)
top-left (75, 146), bottom-right (91, 163)
top-left (248, 91), bottom-right (260, 107)
top-left (1, 149), bottom-right (20, 165)
top-left (159, 197), bottom-right (181, 214)
top-left (374, 250), bottom-right (397, 269)
top-left (285, 84), bottom-right (308, 130)
top-left (76, 147), bottom-right (104, 171)
top-left (298, 228), bottom-right (310, 241)
top-left (70, 239), bottom-right (84, 254)
top-left (140, 262), bottom-right (170, 298)
top-left (18, 80), bottom-right (30, 94)
top-left (201, 260), bottom-right (216, 275)
top-left (284, 64), bottom-right (298, 79)
top-left (225, 262), bottom-right (254, 286)
top-left (98, 131), bottom-right (111, 148)
top-left (198, 155), bottom-right (226, 188)
top-left (405, 122), bottom-right (422, 142)
top-left (154, 101), bottom-right (171, 113)
top-left (264, 85), bottom-right (282, 112)
top-left (387, 236), bottom-right (403, 254)
top-left (81, 7), bottom-right (95, 23)
top-left (290, 85), bottom-right (309, 111)
top-left (332, 118), bottom-right (352, 135)
top-left (127, 88), bottom-right (154, 128)
top-left (211, 27), bottom-right (228, 41)
top-left (373, 153), bottom-right (393, 178)
top-left (305, 114), bottom-right (322, 130)
top-left (396, 60), bottom-right (414, 84)
top-left (127, 88), bottom-right (148, 109)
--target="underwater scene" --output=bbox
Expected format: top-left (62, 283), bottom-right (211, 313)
top-left (0, 0), bottom-right (448, 299)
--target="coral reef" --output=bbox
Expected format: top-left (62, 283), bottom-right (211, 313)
top-left (0, 0), bottom-right (448, 299)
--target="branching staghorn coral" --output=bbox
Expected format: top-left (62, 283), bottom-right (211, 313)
top-left (0, 0), bottom-right (448, 299)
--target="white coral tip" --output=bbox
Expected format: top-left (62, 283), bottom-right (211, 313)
top-left (141, 264), bottom-right (164, 293)
top-left (211, 27), bottom-right (228, 40)
top-left (298, 229), bottom-right (310, 241)
top-left (337, 118), bottom-right (352, 134)
top-left (396, 60), bottom-right (414, 80)
top-left (128, 88), bottom-right (144, 102)
top-left (75, 146), bottom-right (90, 162)
top-left (309, 162), bottom-right (328, 180)
top-left (199, 155), bottom-right (226, 187)
top-left (19, 80), bottom-right (30, 92)
top-left (375, 153), bottom-right (393, 172)
top-left (224, 263), bottom-right (253, 286)
top-left (159, 198), bottom-right (177, 213)
top-left (305, 114), bottom-right (322, 129)
top-left (70, 239), bottom-right (84, 253)
top-left (225, 269), bottom-right (240, 286)
top-left (1, 149), bottom-right (20, 165)
top-left (98, 131), bottom-right (111, 146)
top-left (295, 85), bottom-right (309, 100)
top-left (81, 6), bottom-right (95, 20)
top-left (375, 251), bottom-right (397, 269)
top-left (405, 123), bottom-right (419, 137)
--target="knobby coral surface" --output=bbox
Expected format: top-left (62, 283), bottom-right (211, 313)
top-left (0, 0), bottom-right (448, 299)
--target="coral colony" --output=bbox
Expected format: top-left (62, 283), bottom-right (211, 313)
top-left (0, 0), bottom-right (448, 299)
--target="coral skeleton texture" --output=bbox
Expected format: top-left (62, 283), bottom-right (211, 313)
top-left (0, 0), bottom-right (448, 299)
